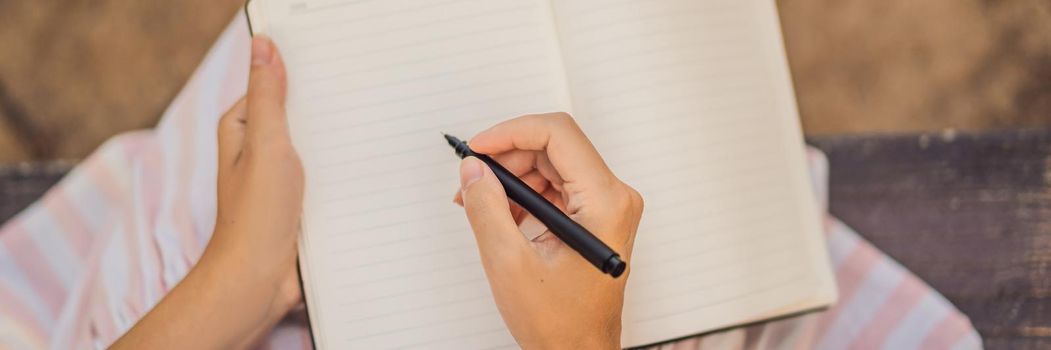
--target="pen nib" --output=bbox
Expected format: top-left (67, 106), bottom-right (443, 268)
top-left (442, 133), bottom-right (461, 148)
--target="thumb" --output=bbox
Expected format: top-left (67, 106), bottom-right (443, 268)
top-left (246, 35), bottom-right (289, 142)
top-left (460, 157), bottom-right (530, 266)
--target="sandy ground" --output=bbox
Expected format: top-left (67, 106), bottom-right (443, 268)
top-left (0, 0), bottom-right (1048, 162)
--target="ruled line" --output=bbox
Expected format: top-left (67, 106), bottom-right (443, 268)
top-left (340, 275), bottom-right (488, 306)
top-left (336, 259), bottom-right (478, 287)
top-left (343, 243), bottom-right (476, 271)
top-left (303, 55), bottom-right (544, 102)
top-left (292, 0), bottom-right (482, 30)
top-left (301, 37), bottom-right (544, 84)
top-left (295, 4), bottom-right (535, 49)
top-left (347, 309), bottom-right (496, 341)
top-left (319, 158), bottom-right (448, 186)
top-left (306, 86), bottom-right (547, 138)
top-left (386, 325), bottom-right (508, 350)
top-left (634, 271), bottom-right (807, 322)
top-left (321, 175), bottom-right (456, 205)
top-left (302, 21), bottom-right (542, 65)
top-left (330, 208), bottom-right (460, 236)
top-left (304, 70), bottom-right (549, 120)
top-left (330, 225), bottom-right (466, 255)
top-left (345, 291), bottom-right (489, 325)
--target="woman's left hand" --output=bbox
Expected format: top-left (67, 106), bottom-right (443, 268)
top-left (112, 36), bottom-right (304, 349)
top-left (211, 33), bottom-right (305, 328)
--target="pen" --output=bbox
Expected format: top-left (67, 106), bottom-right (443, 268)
top-left (443, 134), bottom-right (627, 278)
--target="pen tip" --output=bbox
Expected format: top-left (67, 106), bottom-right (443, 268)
top-left (442, 133), bottom-right (460, 147)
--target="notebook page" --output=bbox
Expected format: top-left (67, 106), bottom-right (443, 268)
top-left (253, 0), bottom-right (570, 348)
top-left (551, 0), bottom-right (836, 346)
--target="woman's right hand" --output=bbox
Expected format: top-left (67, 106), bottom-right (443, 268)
top-left (454, 113), bottom-right (644, 349)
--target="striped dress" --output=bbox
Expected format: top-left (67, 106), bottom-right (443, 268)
top-left (0, 14), bottom-right (980, 350)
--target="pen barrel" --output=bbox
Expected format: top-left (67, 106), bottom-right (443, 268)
top-left (475, 154), bottom-right (624, 276)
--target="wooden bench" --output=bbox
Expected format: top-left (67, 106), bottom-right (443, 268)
top-left (2, 129), bottom-right (1049, 349)
top-left (808, 129), bottom-right (1050, 349)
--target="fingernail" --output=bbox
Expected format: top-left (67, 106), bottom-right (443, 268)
top-left (459, 157), bottom-right (484, 189)
top-left (251, 36), bottom-right (273, 66)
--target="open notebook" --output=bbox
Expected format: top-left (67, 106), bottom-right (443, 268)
top-left (246, 0), bottom-right (836, 348)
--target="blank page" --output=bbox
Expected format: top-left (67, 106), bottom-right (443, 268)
top-left (550, 0), bottom-right (837, 346)
top-left (251, 0), bottom-right (569, 348)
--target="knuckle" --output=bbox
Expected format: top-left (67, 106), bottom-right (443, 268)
top-left (218, 99), bottom-right (246, 126)
top-left (627, 185), bottom-right (644, 213)
top-left (217, 114), bottom-right (236, 135)
top-left (613, 182), bottom-right (644, 215)
top-left (548, 112), bottom-right (576, 127)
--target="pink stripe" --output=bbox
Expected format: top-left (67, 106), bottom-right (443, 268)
top-left (0, 282), bottom-right (48, 341)
top-left (759, 316), bottom-right (816, 349)
top-left (0, 222), bottom-right (66, 318)
top-left (812, 241), bottom-right (882, 339)
top-left (140, 141), bottom-right (170, 298)
top-left (175, 86), bottom-right (203, 264)
top-left (82, 154), bottom-right (136, 339)
top-left (919, 312), bottom-right (975, 349)
top-left (55, 223), bottom-right (109, 349)
top-left (91, 275), bottom-right (120, 343)
top-left (117, 134), bottom-right (154, 324)
top-left (847, 274), bottom-right (929, 349)
top-left (83, 154), bottom-right (126, 204)
top-left (792, 329), bottom-right (819, 350)
top-left (121, 193), bottom-right (146, 317)
top-left (790, 314), bottom-right (822, 350)
top-left (42, 187), bottom-right (93, 259)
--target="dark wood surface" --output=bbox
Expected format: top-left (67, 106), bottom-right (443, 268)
top-left (809, 129), bottom-right (1051, 349)
top-left (1, 129), bottom-right (1049, 348)
top-left (0, 161), bottom-right (72, 224)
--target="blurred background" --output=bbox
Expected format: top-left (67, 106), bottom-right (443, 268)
top-left (0, 0), bottom-right (1048, 162)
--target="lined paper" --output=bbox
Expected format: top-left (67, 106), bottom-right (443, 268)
top-left (260, 0), bottom-right (568, 348)
top-left (551, 0), bottom-right (835, 346)
top-left (253, 0), bottom-right (836, 348)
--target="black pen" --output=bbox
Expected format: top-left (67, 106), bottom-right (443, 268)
top-left (443, 134), bottom-right (627, 278)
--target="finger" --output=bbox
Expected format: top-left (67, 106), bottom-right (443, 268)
top-left (489, 150), bottom-right (537, 176)
top-left (518, 170), bottom-right (550, 198)
top-left (454, 167), bottom-right (548, 211)
top-left (246, 35), bottom-right (290, 142)
top-left (218, 98), bottom-right (248, 169)
top-left (469, 113), bottom-right (613, 184)
top-left (511, 170), bottom-right (549, 223)
top-left (535, 152), bottom-right (564, 192)
top-left (459, 156), bottom-right (531, 265)
top-left (452, 149), bottom-right (542, 208)
top-left (541, 187), bottom-right (566, 210)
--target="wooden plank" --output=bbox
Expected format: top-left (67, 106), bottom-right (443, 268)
top-left (810, 129), bottom-right (1051, 350)
top-left (0, 161), bottom-right (71, 224)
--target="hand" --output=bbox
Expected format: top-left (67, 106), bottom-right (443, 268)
top-left (209, 34), bottom-right (305, 334)
top-left (454, 113), bottom-right (644, 349)
top-left (112, 36), bottom-right (303, 349)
